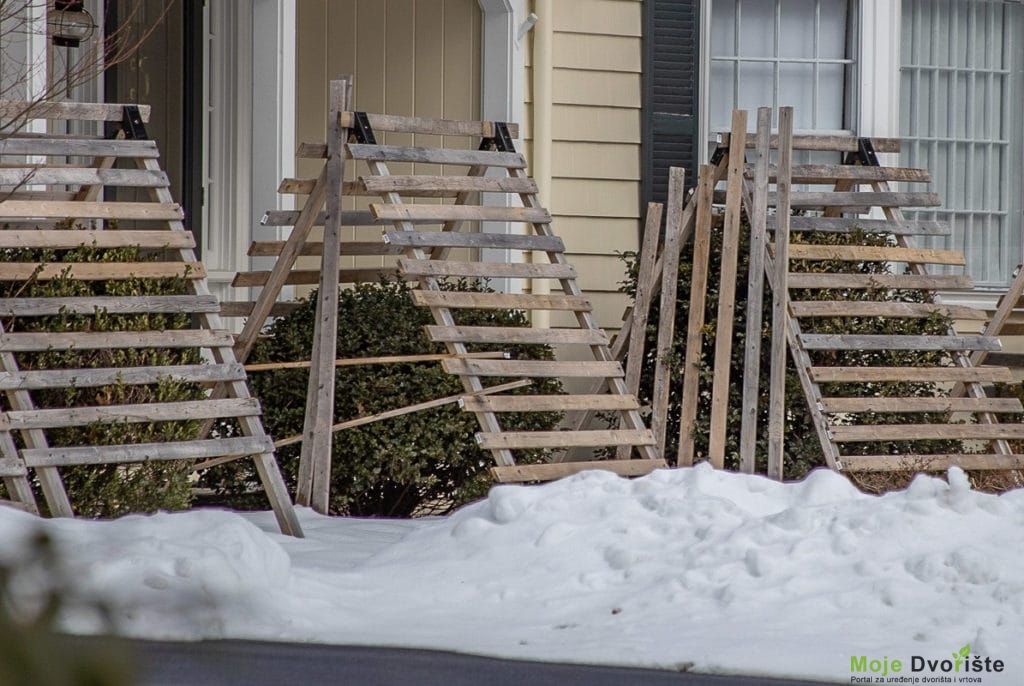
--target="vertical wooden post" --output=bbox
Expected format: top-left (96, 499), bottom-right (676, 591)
top-left (650, 167), bottom-right (686, 458)
top-left (677, 163), bottom-right (717, 466)
top-left (767, 107), bottom-right (794, 480)
top-left (297, 77), bottom-right (351, 512)
top-left (707, 109), bottom-right (748, 468)
top-left (739, 107), bottom-right (773, 473)
top-left (617, 202), bottom-right (663, 459)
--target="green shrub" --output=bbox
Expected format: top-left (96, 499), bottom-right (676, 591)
top-left (622, 214), bottom-right (959, 478)
top-left (0, 240), bottom-right (200, 516)
top-left (201, 279), bottom-right (563, 517)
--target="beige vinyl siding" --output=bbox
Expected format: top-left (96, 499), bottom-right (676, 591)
top-left (294, 0), bottom-right (481, 287)
top-left (527, 0), bottom-right (644, 329)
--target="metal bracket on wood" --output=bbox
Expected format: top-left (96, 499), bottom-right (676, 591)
top-left (708, 145), bottom-right (726, 166)
top-left (479, 122), bottom-right (516, 153)
top-left (856, 137), bottom-right (880, 167)
top-left (118, 105), bottom-right (148, 140)
top-left (350, 111), bottom-right (377, 144)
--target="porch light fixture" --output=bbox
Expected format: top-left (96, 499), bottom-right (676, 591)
top-left (48, 0), bottom-right (95, 48)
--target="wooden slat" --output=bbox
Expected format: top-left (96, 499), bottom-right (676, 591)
top-left (442, 358), bottom-right (623, 378)
top-left (2, 190), bottom-right (77, 201)
top-left (770, 216), bottom-right (951, 236)
top-left (339, 112), bottom-right (518, 138)
top-left (733, 133), bottom-right (901, 153)
top-left (361, 175), bottom-right (537, 194)
top-left (461, 394), bottom-right (640, 412)
top-left (800, 334), bottom-right (1001, 352)
top-left (398, 258), bottom-right (575, 280)
top-left (384, 231), bottom-right (563, 252)
top-left (232, 267), bottom-right (401, 287)
top-left (347, 143), bottom-right (527, 169)
top-left (0, 200), bottom-right (182, 220)
top-left (371, 204), bottom-right (550, 224)
top-left (0, 138), bottom-right (160, 158)
top-left (789, 301), bottom-right (989, 320)
top-left (411, 290), bottom-right (592, 312)
top-left (219, 301), bottom-right (303, 318)
top-left (491, 458), bottom-right (666, 483)
top-left (819, 397), bottom-right (1024, 413)
top-left (775, 192), bottom-right (941, 209)
top-left (787, 244), bottom-right (965, 266)
top-left (476, 429), bottom-right (656, 450)
top-left (0, 295), bottom-right (219, 317)
top-left (749, 164), bottom-right (931, 184)
top-left (0, 100), bottom-right (152, 122)
top-left (0, 168), bottom-right (169, 188)
top-left (837, 454), bottom-right (1024, 472)
top-left (0, 458), bottom-right (28, 477)
top-left (0, 229), bottom-right (195, 249)
top-left (0, 398), bottom-right (262, 431)
top-left (491, 458), bottom-right (667, 487)
top-left (247, 240), bottom-right (404, 257)
top-left (424, 325), bottom-right (608, 346)
top-left (22, 436), bottom-right (275, 468)
top-left (831, 423), bottom-right (1024, 442)
top-left (809, 366), bottom-right (1014, 383)
top-left (261, 210), bottom-right (386, 227)
top-left (0, 262), bottom-right (205, 281)
top-left (787, 273), bottom-right (974, 290)
top-left (0, 329), bottom-right (235, 352)
top-left (0, 363), bottom-right (247, 391)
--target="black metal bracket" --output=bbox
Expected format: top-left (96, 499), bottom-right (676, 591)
top-left (856, 137), bottom-right (880, 167)
top-left (120, 105), bottom-right (148, 140)
top-left (709, 145), bottom-right (726, 166)
top-left (350, 111), bottom-right (377, 145)
top-left (479, 122), bottom-right (516, 153)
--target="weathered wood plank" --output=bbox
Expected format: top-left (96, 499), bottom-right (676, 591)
top-left (789, 301), bottom-right (989, 320)
top-left (340, 112), bottom-right (518, 138)
top-left (442, 358), bottom-right (624, 378)
top-left (0, 295), bottom-right (219, 316)
top-left (800, 334), bottom-right (1001, 351)
top-left (411, 290), bottom-right (592, 312)
top-left (831, 424), bottom-right (1024, 442)
top-left (0, 167), bottom-right (169, 188)
top-left (425, 325), bottom-right (608, 346)
top-left (461, 394), bottom-right (640, 413)
top-left (260, 209), bottom-right (387, 227)
top-left (809, 366), bottom-right (1014, 383)
top-left (819, 397), bottom-right (1024, 414)
top-left (837, 454), bottom-right (1024, 472)
top-left (0, 229), bottom-right (195, 249)
top-left (773, 191), bottom-right (941, 209)
top-left (0, 363), bottom-right (246, 391)
top-left (0, 262), bottom-right (205, 281)
top-left (0, 200), bottom-right (182, 220)
top-left (0, 329), bottom-right (235, 352)
top-left (384, 231), bottom-right (563, 252)
top-left (232, 267), bottom-right (401, 287)
top-left (624, 202), bottom-right (663, 428)
top-left (247, 240), bottom-right (405, 257)
top-left (788, 244), bottom-right (965, 266)
top-left (1, 190), bottom-right (78, 201)
top-left (0, 458), bottom-right (28, 477)
top-left (219, 301), bottom-right (303, 318)
top-left (398, 259), bottom-right (575, 280)
top-left (22, 436), bottom-right (275, 468)
top-left (491, 458), bottom-right (666, 483)
top-left (0, 398), bottom-right (261, 431)
top-left (731, 133), bottom-right (901, 153)
top-left (361, 175), bottom-right (537, 194)
top-left (0, 138), bottom-right (160, 158)
top-left (787, 273), bottom-right (974, 290)
top-left (748, 164), bottom-right (930, 184)
top-left (769, 216), bottom-right (951, 235)
top-left (371, 203), bottom-right (550, 224)
top-left (0, 100), bottom-right (151, 122)
top-left (347, 143), bottom-right (527, 169)
top-left (476, 429), bottom-right (656, 450)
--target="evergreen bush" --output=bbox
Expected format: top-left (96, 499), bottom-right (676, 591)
top-left (201, 279), bottom-right (563, 517)
top-left (622, 213), bottom-right (959, 478)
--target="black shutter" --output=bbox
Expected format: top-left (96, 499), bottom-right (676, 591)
top-left (643, 0), bottom-right (700, 205)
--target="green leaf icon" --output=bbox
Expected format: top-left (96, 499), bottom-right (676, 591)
top-left (959, 645), bottom-right (971, 658)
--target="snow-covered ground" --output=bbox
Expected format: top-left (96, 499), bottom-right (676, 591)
top-left (1, 463), bottom-right (1021, 684)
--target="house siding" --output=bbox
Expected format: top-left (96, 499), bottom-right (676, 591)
top-left (527, 0), bottom-right (645, 329)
